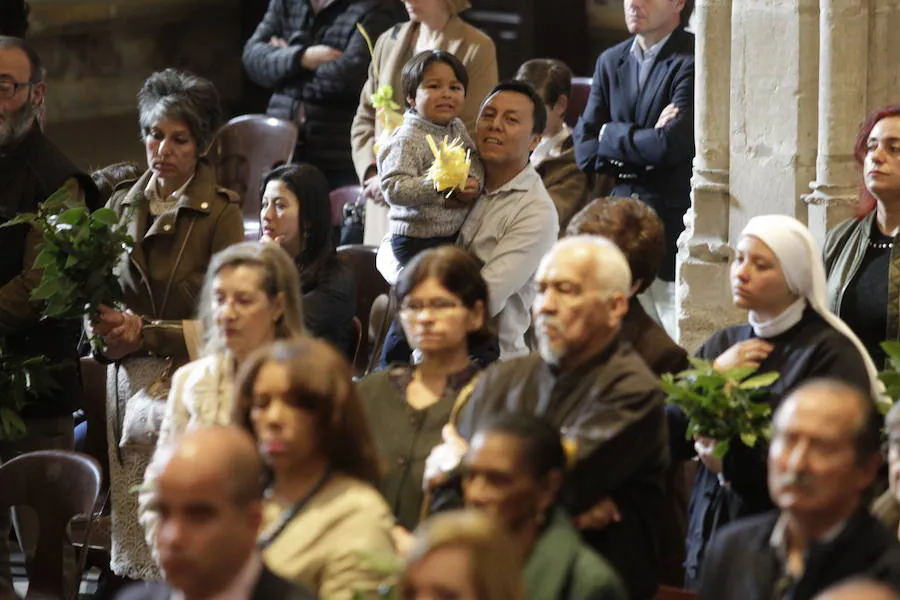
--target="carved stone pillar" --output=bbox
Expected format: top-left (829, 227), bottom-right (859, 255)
top-left (804, 0), bottom-right (869, 244)
top-left (675, 0), bottom-right (737, 352)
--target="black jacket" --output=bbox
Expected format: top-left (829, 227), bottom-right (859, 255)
top-left (455, 341), bottom-right (670, 600)
top-left (242, 0), bottom-right (401, 176)
top-left (573, 27), bottom-right (694, 280)
top-left (0, 123), bottom-right (100, 417)
top-left (115, 564), bottom-right (317, 600)
top-left (697, 509), bottom-right (900, 600)
top-left (673, 308), bottom-right (874, 588)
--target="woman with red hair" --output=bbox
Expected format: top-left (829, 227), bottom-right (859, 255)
top-left (825, 104), bottom-right (900, 368)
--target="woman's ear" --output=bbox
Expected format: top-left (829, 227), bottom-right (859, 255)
top-left (467, 299), bottom-right (486, 333)
top-left (407, 95), bottom-right (417, 111)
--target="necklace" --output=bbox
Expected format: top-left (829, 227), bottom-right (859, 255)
top-left (869, 239), bottom-right (894, 250)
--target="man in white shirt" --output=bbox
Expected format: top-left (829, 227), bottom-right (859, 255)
top-left (117, 427), bottom-right (315, 600)
top-left (377, 81), bottom-right (558, 363)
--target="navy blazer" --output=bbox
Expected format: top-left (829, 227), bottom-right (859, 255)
top-left (115, 565), bottom-right (317, 600)
top-left (573, 27), bottom-right (695, 212)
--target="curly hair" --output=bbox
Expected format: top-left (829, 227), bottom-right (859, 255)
top-left (137, 68), bottom-right (222, 154)
top-left (567, 196), bottom-right (665, 294)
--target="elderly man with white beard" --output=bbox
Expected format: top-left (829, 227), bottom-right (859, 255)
top-left (0, 36), bottom-right (100, 590)
top-left (451, 235), bottom-right (670, 600)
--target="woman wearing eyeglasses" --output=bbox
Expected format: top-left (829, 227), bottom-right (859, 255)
top-left (357, 245), bottom-right (493, 532)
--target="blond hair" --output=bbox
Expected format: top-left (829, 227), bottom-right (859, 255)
top-left (197, 242), bottom-right (305, 356)
top-left (402, 511), bottom-right (524, 600)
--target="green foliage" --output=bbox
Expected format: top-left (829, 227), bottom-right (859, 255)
top-left (660, 357), bottom-right (778, 459)
top-left (878, 341), bottom-right (900, 414)
top-left (0, 339), bottom-right (55, 440)
top-left (1, 184), bottom-right (133, 340)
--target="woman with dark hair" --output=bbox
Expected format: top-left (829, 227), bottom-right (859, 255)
top-left (233, 338), bottom-right (396, 599)
top-left (825, 104), bottom-right (900, 367)
top-left (91, 68), bottom-right (244, 582)
top-left (358, 245), bottom-right (492, 531)
top-left (259, 163), bottom-right (357, 358)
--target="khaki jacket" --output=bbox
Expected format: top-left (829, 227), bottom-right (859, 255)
top-left (108, 161), bottom-right (244, 361)
top-left (350, 16), bottom-right (498, 182)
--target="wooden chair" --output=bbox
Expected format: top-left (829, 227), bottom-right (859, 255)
top-left (0, 451), bottom-right (102, 600)
top-left (210, 114), bottom-right (298, 240)
top-left (336, 244), bottom-right (391, 378)
top-left (566, 76), bottom-right (593, 128)
top-left (330, 185), bottom-right (362, 228)
top-left (658, 585), bottom-right (696, 600)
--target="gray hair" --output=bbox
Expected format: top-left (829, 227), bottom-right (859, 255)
top-left (197, 241), bottom-right (306, 357)
top-left (137, 68), bottom-right (222, 154)
top-left (547, 235), bottom-right (632, 296)
top-left (0, 35), bottom-right (45, 81)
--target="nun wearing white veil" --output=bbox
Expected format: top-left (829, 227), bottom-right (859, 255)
top-left (677, 214), bottom-right (881, 589)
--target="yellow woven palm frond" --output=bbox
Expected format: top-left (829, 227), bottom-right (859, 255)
top-left (425, 134), bottom-right (471, 196)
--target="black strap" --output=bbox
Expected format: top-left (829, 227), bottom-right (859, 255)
top-left (258, 469), bottom-right (334, 549)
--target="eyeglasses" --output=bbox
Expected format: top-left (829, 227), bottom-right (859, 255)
top-left (0, 79), bottom-right (36, 100)
top-left (399, 298), bottom-right (464, 317)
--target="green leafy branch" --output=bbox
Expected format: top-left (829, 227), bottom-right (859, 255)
top-left (0, 184), bottom-right (133, 348)
top-left (661, 357), bottom-right (779, 459)
top-left (0, 339), bottom-right (57, 440)
top-left (877, 341), bottom-right (900, 414)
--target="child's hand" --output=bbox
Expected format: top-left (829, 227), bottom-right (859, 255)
top-left (454, 176), bottom-right (481, 204)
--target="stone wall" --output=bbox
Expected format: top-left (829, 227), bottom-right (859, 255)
top-left (677, 0), bottom-right (900, 352)
top-left (27, 0), bottom-right (243, 124)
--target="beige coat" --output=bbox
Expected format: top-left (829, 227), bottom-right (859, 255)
top-left (350, 16), bottom-right (498, 184)
top-left (261, 474), bottom-right (397, 599)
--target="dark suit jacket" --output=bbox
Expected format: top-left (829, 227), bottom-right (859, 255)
top-left (621, 298), bottom-right (690, 377)
top-left (573, 27), bottom-right (695, 280)
top-left (697, 509), bottom-right (900, 600)
top-left (115, 565), bottom-right (317, 600)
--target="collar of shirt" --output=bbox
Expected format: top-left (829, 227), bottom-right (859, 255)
top-left (530, 124), bottom-right (572, 167)
top-left (769, 513), bottom-right (848, 579)
top-left (387, 362), bottom-right (480, 397)
top-left (629, 31), bottom-right (673, 63)
top-left (171, 553), bottom-right (262, 600)
top-left (309, 0), bottom-right (337, 13)
top-left (483, 163), bottom-right (542, 196)
top-left (144, 171), bottom-right (195, 215)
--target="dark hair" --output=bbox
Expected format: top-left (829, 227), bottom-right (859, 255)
top-left (91, 162), bottom-right (142, 204)
top-left (567, 196), bottom-right (665, 294)
top-left (137, 68), bottom-right (222, 154)
top-left (680, 0), bottom-right (694, 28)
top-left (0, 1), bottom-right (29, 38)
top-left (233, 339), bottom-right (382, 486)
top-left (0, 35), bottom-right (43, 81)
top-left (483, 81), bottom-right (547, 136)
top-left (401, 49), bottom-right (470, 109)
top-left (395, 245), bottom-right (494, 352)
top-left (259, 163), bottom-right (336, 291)
top-left (477, 413), bottom-right (566, 480)
top-left (514, 59), bottom-right (573, 109)
top-left (853, 104), bottom-right (900, 217)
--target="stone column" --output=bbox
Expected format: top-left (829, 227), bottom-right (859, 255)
top-left (804, 0), bottom-right (869, 245)
top-left (675, 0), bottom-right (737, 352)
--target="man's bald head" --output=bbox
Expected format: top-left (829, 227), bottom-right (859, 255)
top-left (152, 426), bottom-right (266, 596)
top-left (156, 425), bottom-right (264, 507)
top-left (814, 579), bottom-right (900, 600)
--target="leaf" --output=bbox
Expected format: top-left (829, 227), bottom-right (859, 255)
top-left (30, 276), bottom-right (61, 300)
top-left (90, 208), bottom-right (119, 226)
top-left (882, 341), bottom-right (900, 366)
top-left (739, 372), bottom-right (780, 389)
top-left (739, 432), bottom-right (758, 447)
top-left (33, 248), bottom-right (57, 269)
top-left (712, 439), bottom-right (730, 459)
top-left (55, 207), bottom-right (87, 226)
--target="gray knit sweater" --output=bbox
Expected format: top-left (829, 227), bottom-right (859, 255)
top-left (377, 109), bottom-right (484, 238)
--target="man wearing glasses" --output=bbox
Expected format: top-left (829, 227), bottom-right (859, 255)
top-left (0, 36), bottom-right (100, 591)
